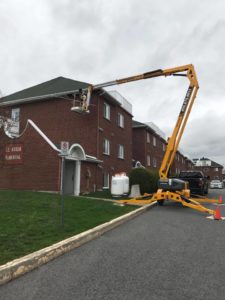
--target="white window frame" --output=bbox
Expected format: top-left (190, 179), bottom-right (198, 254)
top-left (162, 143), bottom-right (166, 152)
top-left (118, 144), bottom-right (124, 159)
top-left (103, 102), bottom-right (110, 120)
top-left (117, 113), bottom-right (124, 128)
top-left (11, 108), bottom-right (20, 122)
top-left (147, 155), bottom-right (151, 166)
top-left (103, 139), bottom-right (110, 155)
top-left (10, 108), bottom-right (20, 135)
top-left (153, 157), bottom-right (157, 168)
top-left (147, 132), bottom-right (150, 143)
top-left (153, 136), bottom-right (156, 147)
top-left (103, 172), bottom-right (110, 188)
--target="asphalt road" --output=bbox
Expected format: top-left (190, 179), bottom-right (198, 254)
top-left (1, 189), bottom-right (225, 300)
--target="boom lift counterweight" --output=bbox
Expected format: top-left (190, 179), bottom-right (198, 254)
top-left (74, 64), bottom-right (222, 219)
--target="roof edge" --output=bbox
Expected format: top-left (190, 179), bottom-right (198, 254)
top-left (0, 88), bottom-right (83, 107)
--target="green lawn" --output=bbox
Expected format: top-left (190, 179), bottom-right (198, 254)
top-left (0, 190), bottom-right (135, 265)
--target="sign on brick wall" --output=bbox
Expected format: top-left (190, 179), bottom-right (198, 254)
top-left (5, 144), bottom-right (23, 164)
top-left (60, 141), bottom-right (69, 156)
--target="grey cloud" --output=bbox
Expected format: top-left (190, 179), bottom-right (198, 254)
top-left (1, 0), bottom-right (225, 165)
top-left (181, 112), bottom-right (225, 162)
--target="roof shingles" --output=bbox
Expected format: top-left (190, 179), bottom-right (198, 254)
top-left (0, 77), bottom-right (89, 105)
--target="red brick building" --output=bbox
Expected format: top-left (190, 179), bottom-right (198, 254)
top-left (171, 152), bottom-right (194, 175)
top-left (132, 120), bottom-right (193, 175)
top-left (132, 120), bottom-right (166, 171)
top-left (0, 77), bottom-right (132, 195)
top-left (193, 157), bottom-right (223, 181)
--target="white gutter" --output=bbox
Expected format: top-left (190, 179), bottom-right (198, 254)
top-left (0, 88), bottom-right (85, 106)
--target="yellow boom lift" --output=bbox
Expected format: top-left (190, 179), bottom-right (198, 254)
top-left (73, 64), bottom-right (222, 218)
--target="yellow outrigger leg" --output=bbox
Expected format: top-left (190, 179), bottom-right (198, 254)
top-left (116, 191), bottom-right (222, 218)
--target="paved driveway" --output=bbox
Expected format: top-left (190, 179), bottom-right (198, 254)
top-left (1, 190), bottom-right (225, 300)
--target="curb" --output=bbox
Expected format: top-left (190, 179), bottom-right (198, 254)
top-left (0, 202), bottom-right (156, 285)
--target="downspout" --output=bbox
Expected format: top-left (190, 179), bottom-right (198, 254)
top-left (96, 94), bottom-right (100, 190)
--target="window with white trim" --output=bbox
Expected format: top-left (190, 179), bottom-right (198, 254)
top-left (10, 108), bottom-right (20, 135)
top-left (153, 157), bottom-right (157, 167)
top-left (11, 108), bottom-right (20, 122)
top-left (103, 172), bottom-right (109, 188)
top-left (147, 132), bottom-right (150, 143)
top-left (103, 139), bottom-right (110, 155)
top-left (117, 113), bottom-right (124, 128)
top-left (118, 144), bottom-right (124, 159)
top-left (162, 143), bottom-right (166, 152)
top-left (147, 155), bottom-right (151, 166)
top-left (153, 136), bottom-right (156, 147)
top-left (103, 102), bottom-right (110, 120)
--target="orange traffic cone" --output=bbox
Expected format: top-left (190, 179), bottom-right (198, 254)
top-left (219, 195), bottom-right (223, 204)
top-left (214, 206), bottom-right (222, 220)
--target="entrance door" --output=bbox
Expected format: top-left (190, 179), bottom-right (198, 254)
top-left (64, 161), bottom-right (75, 195)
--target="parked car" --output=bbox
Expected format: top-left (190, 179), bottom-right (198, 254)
top-left (210, 180), bottom-right (223, 189)
top-left (178, 170), bottom-right (209, 195)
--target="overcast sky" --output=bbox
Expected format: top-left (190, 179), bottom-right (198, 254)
top-left (1, 0), bottom-right (225, 165)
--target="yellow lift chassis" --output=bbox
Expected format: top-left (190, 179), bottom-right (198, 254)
top-left (75, 64), bottom-right (222, 219)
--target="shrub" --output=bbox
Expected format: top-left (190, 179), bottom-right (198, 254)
top-left (129, 168), bottom-right (159, 194)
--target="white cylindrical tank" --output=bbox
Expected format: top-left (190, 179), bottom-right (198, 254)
top-left (122, 175), bottom-right (129, 194)
top-left (111, 176), bottom-right (124, 196)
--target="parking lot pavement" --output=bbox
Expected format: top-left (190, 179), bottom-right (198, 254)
top-left (1, 190), bottom-right (225, 300)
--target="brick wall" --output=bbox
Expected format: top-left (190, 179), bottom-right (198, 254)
top-left (133, 127), bottom-right (167, 171)
top-left (0, 91), bottom-right (133, 193)
top-left (132, 126), bottom-right (190, 177)
top-left (0, 126), bottom-right (60, 191)
top-left (194, 166), bottom-right (223, 181)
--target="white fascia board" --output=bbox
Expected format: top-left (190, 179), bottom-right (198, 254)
top-left (86, 155), bottom-right (102, 163)
top-left (0, 89), bottom-right (82, 107)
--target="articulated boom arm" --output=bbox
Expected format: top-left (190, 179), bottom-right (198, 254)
top-left (77, 65), bottom-right (223, 218)
top-left (159, 65), bottom-right (199, 180)
top-left (80, 65), bottom-right (199, 180)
